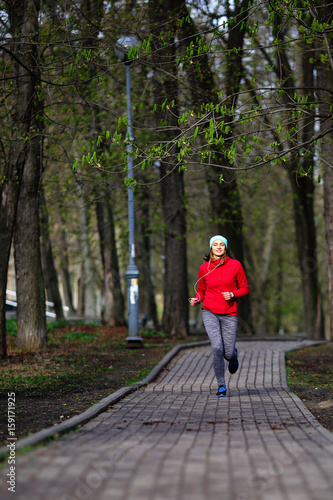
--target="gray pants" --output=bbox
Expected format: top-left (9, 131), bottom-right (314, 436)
top-left (202, 309), bottom-right (238, 386)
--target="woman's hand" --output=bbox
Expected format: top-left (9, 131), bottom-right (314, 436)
top-left (189, 298), bottom-right (200, 306)
top-left (222, 292), bottom-right (234, 301)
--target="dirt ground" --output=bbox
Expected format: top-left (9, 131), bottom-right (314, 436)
top-left (0, 327), bottom-right (332, 447)
top-left (0, 347), bottom-right (169, 445)
top-left (286, 342), bottom-right (333, 433)
top-left (0, 325), bottom-right (179, 446)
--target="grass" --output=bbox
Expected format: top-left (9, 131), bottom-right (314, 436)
top-left (6, 319), bottom-right (17, 338)
top-left (286, 365), bottom-right (333, 390)
top-left (0, 319), bottom-right (200, 446)
top-left (285, 343), bottom-right (333, 432)
top-left (285, 343), bottom-right (333, 392)
top-left (1, 321), bottom-right (333, 445)
top-left (4, 320), bottom-right (332, 398)
top-left (140, 329), bottom-right (169, 339)
top-left (1, 319), bottom-right (197, 396)
top-left (127, 367), bottom-right (153, 385)
top-left (62, 331), bottom-right (96, 341)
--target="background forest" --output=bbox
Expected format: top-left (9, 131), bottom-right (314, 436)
top-left (0, 0), bottom-right (332, 357)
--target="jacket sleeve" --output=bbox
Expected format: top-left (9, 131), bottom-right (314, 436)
top-left (234, 262), bottom-right (250, 298)
top-left (195, 265), bottom-right (206, 302)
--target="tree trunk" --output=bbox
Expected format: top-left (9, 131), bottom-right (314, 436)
top-left (275, 252), bottom-right (283, 334)
top-left (79, 204), bottom-right (98, 318)
top-left (137, 187), bottom-right (159, 330)
top-left (178, 0), bottom-right (254, 334)
top-left (0, 183), bottom-right (17, 358)
top-left (40, 189), bottom-right (64, 321)
top-left (316, 20), bottom-right (333, 340)
top-left (57, 220), bottom-right (76, 314)
top-left (249, 206), bottom-right (277, 331)
top-left (322, 137), bottom-right (333, 341)
top-left (0, 0), bottom-right (47, 353)
top-left (160, 167), bottom-right (188, 336)
top-left (291, 32), bottom-right (323, 338)
top-left (290, 174), bottom-right (323, 337)
top-left (149, 0), bottom-right (189, 336)
top-left (14, 91), bottom-right (47, 350)
top-left (96, 191), bottom-right (126, 326)
top-left (272, 17), bottom-right (323, 338)
top-left (14, 138), bottom-right (47, 350)
top-left (0, 2), bottom-right (31, 358)
top-left (0, 158), bottom-right (20, 358)
top-left (78, 264), bottom-right (85, 317)
top-left (80, 0), bottom-right (126, 326)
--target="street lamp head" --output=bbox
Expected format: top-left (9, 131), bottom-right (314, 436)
top-left (115, 36), bottom-right (139, 62)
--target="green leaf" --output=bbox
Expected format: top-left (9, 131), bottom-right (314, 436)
top-left (72, 158), bottom-right (78, 171)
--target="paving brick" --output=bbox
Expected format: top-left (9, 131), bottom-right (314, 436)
top-left (1, 340), bottom-right (332, 500)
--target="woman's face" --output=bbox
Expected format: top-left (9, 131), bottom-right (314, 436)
top-left (211, 240), bottom-right (226, 259)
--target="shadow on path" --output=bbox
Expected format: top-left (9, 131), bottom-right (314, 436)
top-left (1, 340), bottom-right (333, 500)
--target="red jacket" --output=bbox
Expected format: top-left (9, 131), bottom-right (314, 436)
top-left (195, 256), bottom-right (249, 316)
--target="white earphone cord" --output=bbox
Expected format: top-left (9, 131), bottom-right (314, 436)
top-left (189, 261), bottom-right (222, 302)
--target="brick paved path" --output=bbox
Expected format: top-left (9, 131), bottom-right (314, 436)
top-left (1, 340), bottom-right (333, 500)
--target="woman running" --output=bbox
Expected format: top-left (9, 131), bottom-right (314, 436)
top-left (189, 235), bottom-right (250, 397)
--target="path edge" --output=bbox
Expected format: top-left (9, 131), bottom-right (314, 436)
top-left (279, 340), bottom-right (333, 442)
top-left (0, 338), bottom-right (329, 459)
top-left (0, 340), bottom-right (210, 460)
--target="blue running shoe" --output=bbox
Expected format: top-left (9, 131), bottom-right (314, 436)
top-left (216, 385), bottom-right (227, 397)
top-left (228, 347), bottom-right (239, 374)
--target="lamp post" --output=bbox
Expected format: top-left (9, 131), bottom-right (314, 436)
top-left (115, 36), bottom-right (143, 346)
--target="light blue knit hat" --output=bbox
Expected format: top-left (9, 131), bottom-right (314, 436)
top-left (209, 235), bottom-right (228, 249)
